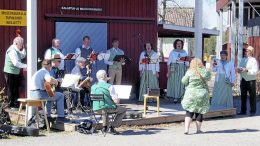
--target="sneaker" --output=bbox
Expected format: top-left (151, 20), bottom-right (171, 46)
top-left (108, 127), bottom-right (119, 135)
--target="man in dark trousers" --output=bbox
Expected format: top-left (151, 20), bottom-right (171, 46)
top-left (3, 36), bottom-right (27, 109)
top-left (238, 46), bottom-right (259, 116)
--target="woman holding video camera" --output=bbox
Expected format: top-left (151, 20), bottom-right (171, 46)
top-left (211, 50), bottom-right (235, 108)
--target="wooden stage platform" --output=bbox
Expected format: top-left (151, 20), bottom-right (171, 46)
top-left (6, 99), bottom-right (236, 132)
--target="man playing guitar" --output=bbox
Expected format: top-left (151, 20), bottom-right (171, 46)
top-left (29, 59), bottom-right (68, 122)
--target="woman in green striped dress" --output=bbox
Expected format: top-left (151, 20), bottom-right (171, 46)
top-left (166, 39), bottom-right (189, 101)
top-left (138, 43), bottom-right (160, 101)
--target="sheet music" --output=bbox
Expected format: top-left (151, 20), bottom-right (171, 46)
top-left (60, 74), bottom-right (80, 89)
top-left (64, 53), bottom-right (79, 60)
top-left (113, 85), bottom-right (132, 99)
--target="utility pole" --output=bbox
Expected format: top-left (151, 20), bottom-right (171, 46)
top-left (194, 0), bottom-right (203, 59)
top-left (27, 0), bottom-right (38, 120)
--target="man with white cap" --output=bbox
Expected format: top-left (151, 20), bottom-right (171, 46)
top-left (91, 70), bottom-right (126, 135)
top-left (237, 46), bottom-right (259, 116)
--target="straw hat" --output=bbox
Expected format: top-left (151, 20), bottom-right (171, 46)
top-left (52, 54), bottom-right (61, 61)
top-left (96, 70), bottom-right (110, 81)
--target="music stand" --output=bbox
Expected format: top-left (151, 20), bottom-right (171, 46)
top-left (113, 55), bottom-right (132, 64)
top-left (63, 53), bottom-right (79, 74)
top-left (60, 74), bottom-right (87, 113)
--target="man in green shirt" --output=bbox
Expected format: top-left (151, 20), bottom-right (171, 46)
top-left (91, 70), bottom-right (126, 135)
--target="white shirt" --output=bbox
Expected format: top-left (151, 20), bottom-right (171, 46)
top-left (75, 45), bottom-right (91, 57)
top-left (239, 56), bottom-right (259, 81)
top-left (30, 68), bottom-right (51, 90)
top-left (44, 47), bottom-right (65, 70)
top-left (167, 49), bottom-right (189, 66)
top-left (139, 51), bottom-right (160, 74)
top-left (71, 64), bottom-right (87, 80)
top-left (104, 48), bottom-right (124, 66)
top-left (8, 44), bottom-right (27, 68)
top-left (99, 80), bottom-right (119, 102)
top-left (212, 60), bottom-right (236, 84)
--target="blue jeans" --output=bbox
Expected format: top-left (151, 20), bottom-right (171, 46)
top-left (29, 90), bottom-right (65, 117)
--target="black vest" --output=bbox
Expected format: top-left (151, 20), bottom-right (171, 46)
top-left (80, 46), bottom-right (93, 59)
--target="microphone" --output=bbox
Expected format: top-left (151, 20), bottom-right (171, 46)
top-left (144, 52), bottom-right (149, 58)
top-left (133, 32), bottom-right (141, 37)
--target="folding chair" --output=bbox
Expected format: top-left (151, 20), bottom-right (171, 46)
top-left (89, 94), bottom-right (105, 136)
top-left (89, 94), bottom-right (117, 136)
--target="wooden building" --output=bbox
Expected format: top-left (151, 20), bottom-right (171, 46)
top-left (216, 0), bottom-right (260, 65)
top-left (0, 0), bottom-right (157, 95)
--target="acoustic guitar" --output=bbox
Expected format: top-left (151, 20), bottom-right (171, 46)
top-left (44, 82), bottom-right (55, 97)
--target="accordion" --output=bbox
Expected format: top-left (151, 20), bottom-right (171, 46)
top-left (147, 88), bottom-right (160, 96)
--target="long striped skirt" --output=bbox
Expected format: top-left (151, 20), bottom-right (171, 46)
top-left (166, 63), bottom-right (187, 99)
top-left (211, 74), bottom-right (233, 108)
top-left (138, 70), bottom-right (159, 101)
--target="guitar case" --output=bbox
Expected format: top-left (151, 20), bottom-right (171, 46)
top-left (0, 124), bottom-right (39, 136)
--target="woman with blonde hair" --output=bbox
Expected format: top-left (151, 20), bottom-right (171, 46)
top-left (181, 58), bottom-right (211, 134)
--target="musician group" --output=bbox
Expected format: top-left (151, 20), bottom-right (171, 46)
top-left (3, 35), bottom-right (259, 134)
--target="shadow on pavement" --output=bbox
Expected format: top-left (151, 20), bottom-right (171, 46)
top-left (120, 128), bottom-right (166, 136)
top-left (204, 128), bottom-right (259, 134)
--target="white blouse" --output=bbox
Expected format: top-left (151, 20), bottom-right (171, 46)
top-left (139, 51), bottom-right (159, 75)
top-left (212, 60), bottom-right (236, 84)
top-left (167, 49), bottom-right (189, 66)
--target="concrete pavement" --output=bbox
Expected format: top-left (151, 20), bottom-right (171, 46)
top-left (1, 113), bottom-right (260, 146)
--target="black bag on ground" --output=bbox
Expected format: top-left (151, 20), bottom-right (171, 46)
top-left (27, 114), bottom-right (46, 129)
top-left (76, 119), bottom-right (94, 134)
top-left (0, 103), bottom-right (11, 125)
top-left (0, 124), bottom-right (39, 136)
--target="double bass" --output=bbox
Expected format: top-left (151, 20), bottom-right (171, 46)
top-left (78, 64), bottom-right (92, 89)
